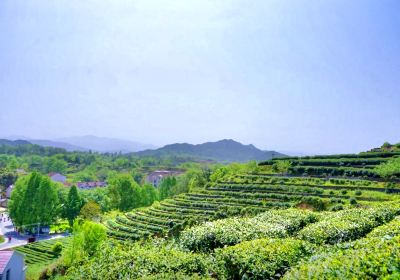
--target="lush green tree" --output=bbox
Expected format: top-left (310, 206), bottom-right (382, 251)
top-left (108, 174), bottom-right (141, 211)
top-left (80, 187), bottom-right (111, 212)
top-left (9, 172), bottom-right (59, 229)
top-left (63, 220), bottom-right (107, 266)
top-left (80, 201), bottom-right (102, 221)
top-left (158, 176), bottom-right (177, 200)
top-left (64, 185), bottom-right (84, 226)
top-left (45, 156), bottom-right (68, 173)
top-left (139, 184), bottom-right (159, 207)
top-left (35, 176), bottom-right (59, 226)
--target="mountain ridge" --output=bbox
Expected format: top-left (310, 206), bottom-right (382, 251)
top-left (135, 139), bottom-right (286, 162)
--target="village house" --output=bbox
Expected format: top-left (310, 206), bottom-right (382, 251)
top-left (75, 181), bottom-right (107, 190)
top-left (0, 251), bottom-right (25, 280)
top-left (146, 170), bottom-right (183, 187)
top-left (48, 173), bottom-right (67, 184)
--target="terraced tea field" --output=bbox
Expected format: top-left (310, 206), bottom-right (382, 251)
top-left (12, 237), bottom-right (71, 265)
top-left (107, 171), bottom-right (400, 241)
top-left (261, 151), bottom-right (400, 179)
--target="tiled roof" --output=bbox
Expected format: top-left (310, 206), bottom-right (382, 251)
top-left (0, 251), bottom-right (14, 274)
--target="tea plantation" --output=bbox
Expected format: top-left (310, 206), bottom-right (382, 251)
top-left (90, 150), bottom-right (400, 279)
top-left (8, 149), bottom-right (400, 279)
top-left (106, 151), bottom-right (400, 241)
top-left (13, 238), bottom-right (71, 265)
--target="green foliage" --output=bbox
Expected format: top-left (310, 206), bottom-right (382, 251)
top-left (284, 235), bottom-right (400, 279)
top-left (0, 168), bottom-right (16, 189)
top-left (297, 204), bottom-right (400, 244)
top-left (80, 187), bottom-right (111, 212)
top-left (159, 177), bottom-right (177, 200)
top-left (180, 209), bottom-right (319, 252)
top-left (349, 197), bottom-right (357, 205)
top-left (51, 242), bottom-right (63, 256)
top-left (14, 238), bottom-right (71, 265)
top-left (63, 220), bottom-right (107, 266)
top-left (297, 196), bottom-right (327, 211)
top-left (80, 201), bottom-right (102, 221)
top-left (108, 174), bottom-right (141, 211)
top-left (216, 238), bottom-right (313, 279)
top-left (367, 216), bottom-right (400, 238)
top-left (8, 172), bottom-right (59, 228)
top-left (65, 241), bottom-right (211, 279)
top-left (272, 160), bottom-right (291, 174)
top-left (140, 183), bottom-right (159, 207)
top-left (374, 157), bottom-right (400, 178)
top-left (64, 185), bottom-right (83, 226)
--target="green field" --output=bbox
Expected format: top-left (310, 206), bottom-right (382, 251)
top-left (12, 238), bottom-right (71, 265)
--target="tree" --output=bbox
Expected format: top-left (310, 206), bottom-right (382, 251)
top-left (108, 174), bottom-right (141, 211)
top-left (139, 184), bottom-right (158, 207)
top-left (35, 176), bottom-right (59, 226)
top-left (64, 185), bottom-right (83, 226)
top-left (8, 172), bottom-right (59, 229)
top-left (63, 220), bottom-right (107, 266)
top-left (80, 201), bottom-right (101, 221)
top-left (159, 177), bottom-right (177, 200)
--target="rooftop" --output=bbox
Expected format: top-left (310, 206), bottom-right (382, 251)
top-left (0, 251), bottom-right (14, 274)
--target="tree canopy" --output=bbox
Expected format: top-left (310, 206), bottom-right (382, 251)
top-left (9, 172), bottom-right (59, 229)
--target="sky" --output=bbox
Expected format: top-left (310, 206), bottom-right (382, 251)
top-left (0, 0), bottom-right (399, 155)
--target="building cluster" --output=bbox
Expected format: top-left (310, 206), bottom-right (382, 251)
top-left (48, 173), bottom-right (106, 190)
top-left (146, 170), bottom-right (183, 187)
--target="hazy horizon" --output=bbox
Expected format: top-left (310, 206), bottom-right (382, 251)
top-left (1, 1), bottom-right (399, 154)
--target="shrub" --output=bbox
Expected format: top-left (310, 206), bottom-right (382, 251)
top-left (180, 209), bottom-right (319, 252)
top-left (297, 197), bottom-right (327, 211)
top-left (349, 197), bottom-right (357, 205)
top-left (65, 241), bottom-right (211, 279)
top-left (283, 235), bottom-right (400, 279)
top-left (51, 242), bottom-right (63, 256)
top-left (330, 205), bottom-right (343, 211)
top-left (367, 216), bottom-right (400, 238)
top-left (216, 238), bottom-right (313, 279)
top-left (297, 204), bottom-right (400, 244)
top-left (355, 190), bottom-right (362, 196)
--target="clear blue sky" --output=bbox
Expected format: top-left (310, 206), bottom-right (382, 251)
top-left (0, 0), bottom-right (399, 154)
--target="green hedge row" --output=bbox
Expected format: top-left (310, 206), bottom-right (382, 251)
top-left (297, 204), bottom-right (400, 244)
top-left (284, 235), bottom-right (400, 279)
top-left (180, 209), bottom-right (319, 252)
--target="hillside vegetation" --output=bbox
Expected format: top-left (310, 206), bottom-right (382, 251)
top-left (7, 144), bottom-right (400, 279)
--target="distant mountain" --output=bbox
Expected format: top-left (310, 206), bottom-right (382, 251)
top-left (56, 135), bottom-right (155, 153)
top-left (0, 139), bottom-right (31, 146)
top-left (135, 139), bottom-right (286, 162)
top-left (28, 139), bottom-right (88, 152)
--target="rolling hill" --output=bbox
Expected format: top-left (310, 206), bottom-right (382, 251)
top-left (135, 139), bottom-right (286, 162)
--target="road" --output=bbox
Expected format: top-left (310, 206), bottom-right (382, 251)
top-left (0, 213), bottom-right (69, 250)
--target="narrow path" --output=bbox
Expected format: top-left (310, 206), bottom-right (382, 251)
top-left (0, 213), bottom-right (69, 250)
